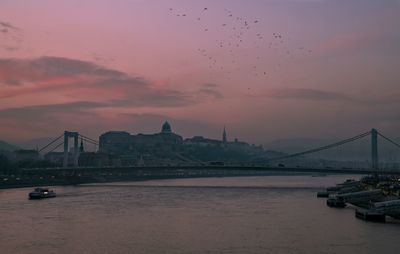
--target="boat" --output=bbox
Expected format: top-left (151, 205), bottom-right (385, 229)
top-left (355, 199), bottom-right (400, 222)
top-left (326, 196), bottom-right (346, 208)
top-left (317, 191), bottom-right (330, 198)
top-left (372, 199), bottom-right (400, 219)
top-left (337, 189), bottom-right (384, 207)
top-left (355, 208), bottom-right (386, 222)
top-left (28, 188), bottom-right (56, 199)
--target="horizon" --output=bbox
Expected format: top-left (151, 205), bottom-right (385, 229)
top-left (2, 124), bottom-right (399, 158)
top-left (1, 0), bottom-right (399, 144)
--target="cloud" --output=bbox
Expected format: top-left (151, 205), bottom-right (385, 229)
top-left (259, 87), bottom-right (400, 108)
top-left (1, 45), bottom-right (20, 51)
top-left (265, 88), bottom-right (348, 101)
top-left (0, 56), bottom-right (137, 86)
top-left (0, 56), bottom-right (220, 107)
top-left (111, 90), bottom-right (194, 107)
top-left (0, 102), bottom-right (219, 142)
top-left (0, 101), bottom-right (105, 119)
top-left (0, 101), bottom-right (106, 140)
top-left (315, 31), bottom-right (380, 56)
top-left (0, 21), bottom-right (19, 31)
top-left (201, 83), bottom-right (219, 88)
top-left (198, 88), bottom-right (223, 99)
top-left (314, 6), bottom-right (400, 56)
top-left (0, 56), bottom-right (224, 140)
top-left (197, 83), bottom-right (223, 99)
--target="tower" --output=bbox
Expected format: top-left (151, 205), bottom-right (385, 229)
top-left (371, 128), bottom-right (378, 170)
top-left (222, 126), bottom-right (227, 143)
top-left (63, 131), bottom-right (79, 168)
top-left (79, 138), bottom-right (84, 153)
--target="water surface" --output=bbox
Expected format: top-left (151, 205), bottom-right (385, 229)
top-left (1, 175), bottom-right (399, 254)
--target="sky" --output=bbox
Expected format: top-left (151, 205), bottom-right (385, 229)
top-left (0, 0), bottom-right (399, 145)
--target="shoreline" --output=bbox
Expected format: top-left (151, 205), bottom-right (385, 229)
top-left (0, 171), bottom-right (318, 190)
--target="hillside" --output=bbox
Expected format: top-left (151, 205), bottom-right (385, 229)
top-left (0, 140), bottom-right (19, 152)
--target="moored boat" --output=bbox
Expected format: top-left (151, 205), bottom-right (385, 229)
top-left (327, 196), bottom-right (346, 208)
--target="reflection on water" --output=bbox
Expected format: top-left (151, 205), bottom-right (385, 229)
top-left (0, 175), bottom-right (399, 254)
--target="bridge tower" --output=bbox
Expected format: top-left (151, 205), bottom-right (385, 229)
top-left (371, 128), bottom-right (379, 170)
top-left (63, 131), bottom-right (79, 168)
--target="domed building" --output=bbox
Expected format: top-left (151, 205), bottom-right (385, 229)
top-left (161, 121), bottom-right (172, 134)
top-left (98, 121), bottom-right (183, 165)
top-left (157, 121), bottom-right (183, 145)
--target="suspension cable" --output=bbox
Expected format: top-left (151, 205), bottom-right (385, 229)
top-left (45, 141), bottom-right (65, 154)
top-left (80, 136), bottom-right (99, 145)
top-left (79, 134), bottom-right (99, 145)
top-left (267, 130), bottom-right (371, 162)
top-left (38, 133), bottom-right (64, 152)
top-left (378, 132), bottom-right (400, 149)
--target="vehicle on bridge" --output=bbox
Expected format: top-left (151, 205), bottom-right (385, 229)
top-left (208, 161), bottom-right (224, 166)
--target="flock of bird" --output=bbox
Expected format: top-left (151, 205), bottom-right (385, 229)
top-left (167, 7), bottom-right (312, 80)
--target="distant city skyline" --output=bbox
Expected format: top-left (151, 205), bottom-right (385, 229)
top-left (0, 0), bottom-right (399, 143)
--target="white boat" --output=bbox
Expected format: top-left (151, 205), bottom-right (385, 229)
top-left (28, 188), bottom-right (56, 199)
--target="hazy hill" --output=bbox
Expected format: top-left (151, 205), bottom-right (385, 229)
top-left (0, 140), bottom-right (19, 152)
top-left (18, 137), bottom-right (56, 151)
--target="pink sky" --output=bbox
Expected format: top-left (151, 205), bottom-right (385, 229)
top-left (0, 0), bottom-right (399, 144)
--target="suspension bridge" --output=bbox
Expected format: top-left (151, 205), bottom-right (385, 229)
top-left (35, 128), bottom-right (400, 175)
top-left (38, 131), bottom-right (99, 168)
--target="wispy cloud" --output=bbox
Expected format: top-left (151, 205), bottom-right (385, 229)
top-left (0, 56), bottom-right (225, 140)
top-left (0, 101), bottom-right (105, 118)
top-left (201, 83), bottom-right (219, 88)
top-left (0, 102), bottom-right (219, 141)
top-left (197, 83), bottom-right (223, 99)
top-left (0, 21), bottom-right (20, 31)
top-left (198, 88), bottom-right (223, 99)
top-left (265, 88), bottom-right (348, 101)
top-left (262, 87), bottom-right (400, 106)
top-left (0, 56), bottom-right (221, 107)
top-left (0, 101), bottom-right (105, 139)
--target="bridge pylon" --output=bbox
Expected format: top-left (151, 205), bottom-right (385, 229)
top-left (371, 128), bottom-right (379, 170)
top-left (63, 131), bottom-right (79, 168)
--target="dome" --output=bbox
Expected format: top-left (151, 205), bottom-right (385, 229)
top-left (161, 121), bottom-right (172, 133)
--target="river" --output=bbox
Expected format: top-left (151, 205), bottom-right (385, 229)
top-left (0, 175), bottom-right (399, 254)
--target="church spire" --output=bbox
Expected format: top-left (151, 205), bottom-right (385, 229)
top-left (222, 126), bottom-right (227, 143)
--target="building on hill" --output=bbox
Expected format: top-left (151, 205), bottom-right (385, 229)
top-left (99, 131), bottom-right (131, 155)
top-left (99, 121), bottom-right (183, 165)
top-left (97, 121), bottom-right (268, 166)
top-left (184, 136), bottom-right (222, 147)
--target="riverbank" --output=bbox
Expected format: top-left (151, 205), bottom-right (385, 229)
top-left (0, 170), bottom-right (311, 190)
